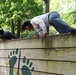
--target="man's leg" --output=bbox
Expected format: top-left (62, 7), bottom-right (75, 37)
top-left (49, 12), bottom-right (75, 34)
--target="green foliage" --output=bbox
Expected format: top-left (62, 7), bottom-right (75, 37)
top-left (0, 0), bottom-right (43, 37)
top-left (49, 27), bottom-right (58, 35)
top-left (0, 0), bottom-right (75, 38)
top-left (49, 0), bottom-right (76, 35)
top-left (21, 0), bottom-right (43, 19)
top-left (50, 0), bottom-right (60, 12)
top-left (21, 30), bottom-right (35, 38)
top-left (60, 11), bottom-right (76, 28)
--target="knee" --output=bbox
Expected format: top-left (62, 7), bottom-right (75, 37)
top-left (51, 17), bottom-right (57, 22)
top-left (49, 17), bottom-right (57, 24)
top-left (50, 12), bottom-right (60, 18)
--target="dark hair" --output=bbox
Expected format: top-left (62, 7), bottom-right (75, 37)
top-left (0, 29), bottom-right (4, 35)
top-left (22, 21), bottom-right (32, 30)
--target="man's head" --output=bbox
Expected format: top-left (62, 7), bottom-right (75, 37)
top-left (0, 29), bottom-right (4, 38)
top-left (22, 21), bottom-right (33, 31)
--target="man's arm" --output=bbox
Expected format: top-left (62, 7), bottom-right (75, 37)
top-left (4, 32), bottom-right (17, 39)
top-left (9, 33), bottom-right (17, 39)
top-left (31, 19), bottom-right (47, 33)
top-left (31, 19), bottom-right (47, 39)
top-left (0, 39), bottom-right (7, 42)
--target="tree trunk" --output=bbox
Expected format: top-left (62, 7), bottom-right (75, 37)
top-left (17, 19), bottom-right (21, 38)
top-left (72, 0), bottom-right (76, 24)
top-left (9, 0), bottom-right (15, 35)
top-left (43, 0), bottom-right (50, 35)
top-left (11, 19), bottom-right (15, 34)
top-left (44, 0), bottom-right (50, 13)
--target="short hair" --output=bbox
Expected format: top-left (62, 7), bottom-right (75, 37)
top-left (0, 29), bottom-right (4, 35)
top-left (22, 21), bottom-right (32, 30)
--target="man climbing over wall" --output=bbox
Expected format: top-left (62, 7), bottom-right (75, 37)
top-left (0, 29), bottom-right (17, 42)
top-left (22, 12), bottom-right (76, 39)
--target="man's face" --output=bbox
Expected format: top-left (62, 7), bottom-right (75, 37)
top-left (25, 26), bottom-right (33, 31)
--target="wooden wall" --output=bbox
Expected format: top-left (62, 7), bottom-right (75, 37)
top-left (0, 34), bottom-right (76, 75)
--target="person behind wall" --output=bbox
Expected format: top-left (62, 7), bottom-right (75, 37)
top-left (0, 29), bottom-right (17, 42)
top-left (22, 12), bottom-right (76, 39)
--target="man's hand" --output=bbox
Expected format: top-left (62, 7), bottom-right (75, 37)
top-left (0, 40), bottom-right (4, 43)
top-left (0, 39), bottom-right (6, 43)
top-left (41, 33), bottom-right (47, 40)
top-left (34, 34), bottom-right (40, 39)
top-left (34, 33), bottom-right (47, 40)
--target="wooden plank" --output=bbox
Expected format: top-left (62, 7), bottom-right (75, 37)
top-left (0, 57), bottom-right (76, 75)
top-left (0, 66), bottom-right (61, 75)
top-left (0, 34), bottom-right (76, 49)
top-left (0, 34), bottom-right (76, 75)
top-left (0, 48), bottom-right (76, 62)
top-left (0, 39), bottom-right (45, 49)
top-left (45, 34), bottom-right (76, 48)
